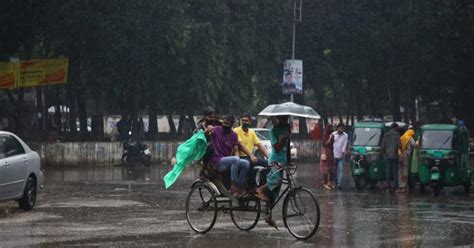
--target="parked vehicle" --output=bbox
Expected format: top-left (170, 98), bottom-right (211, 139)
top-left (349, 121), bottom-right (386, 190)
top-left (417, 124), bottom-right (471, 196)
top-left (0, 131), bottom-right (44, 210)
top-left (253, 128), bottom-right (297, 160)
top-left (121, 136), bottom-right (151, 167)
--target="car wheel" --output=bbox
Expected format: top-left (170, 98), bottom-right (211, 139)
top-left (18, 177), bottom-right (37, 211)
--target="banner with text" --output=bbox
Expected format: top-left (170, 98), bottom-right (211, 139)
top-left (0, 62), bottom-right (19, 89)
top-left (18, 58), bottom-right (68, 88)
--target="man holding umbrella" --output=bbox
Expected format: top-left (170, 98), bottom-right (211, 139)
top-left (256, 101), bottom-right (321, 228)
top-left (255, 115), bottom-right (291, 227)
top-left (255, 115), bottom-right (291, 198)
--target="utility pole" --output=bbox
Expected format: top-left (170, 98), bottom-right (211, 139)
top-left (290, 0), bottom-right (302, 103)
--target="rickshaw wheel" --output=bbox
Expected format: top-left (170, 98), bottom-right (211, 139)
top-left (230, 198), bottom-right (261, 231)
top-left (368, 180), bottom-right (377, 190)
top-left (432, 182), bottom-right (442, 196)
top-left (354, 176), bottom-right (367, 191)
top-left (283, 187), bottom-right (320, 240)
top-left (464, 182), bottom-right (471, 195)
top-left (419, 184), bottom-right (426, 194)
top-left (185, 183), bottom-right (218, 233)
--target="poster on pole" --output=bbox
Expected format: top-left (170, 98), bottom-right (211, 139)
top-left (282, 59), bottom-right (303, 95)
top-left (0, 62), bottom-right (19, 89)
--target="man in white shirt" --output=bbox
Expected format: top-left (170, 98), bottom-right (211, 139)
top-left (332, 123), bottom-right (348, 190)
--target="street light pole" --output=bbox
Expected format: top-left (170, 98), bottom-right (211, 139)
top-left (290, 0), bottom-right (302, 103)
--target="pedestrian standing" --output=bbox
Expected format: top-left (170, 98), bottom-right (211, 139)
top-left (398, 127), bottom-right (415, 193)
top-left (382, 123), bottom-right (402, 192)
top-left (332, 123), bottom-right (348, 190)
top-left (320, 124), bottom-right (334, 190)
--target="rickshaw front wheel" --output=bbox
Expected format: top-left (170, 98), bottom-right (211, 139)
top-left (282, 187), bottom-right (320, 240)
top-left (185, 183), bottom-right (218, 233)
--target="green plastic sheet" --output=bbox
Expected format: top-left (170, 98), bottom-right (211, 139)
top-left (163, 130), bottom-right (208, 189)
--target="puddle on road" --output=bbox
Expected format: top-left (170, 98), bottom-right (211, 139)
top-left (1, 164), bottom-right (472, 247)
top-left (41, 199), bottom-right (146, 208)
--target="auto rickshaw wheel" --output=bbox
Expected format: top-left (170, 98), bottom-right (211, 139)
top-left (432, 181), bottom-right (442, 196)
top-left (463, 182), bottom-right (471, 195)
top-left (368, 180), bottom-right (377, 190)
top-left (354, 176), bottom-right (367, 191)
top-left (419, 184), bottom-right (426, 194)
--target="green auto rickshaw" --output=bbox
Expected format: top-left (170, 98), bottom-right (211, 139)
top-left (417, 124), bottom-right (472, 196)
top-left (350, 121), bottom-right (386, 190)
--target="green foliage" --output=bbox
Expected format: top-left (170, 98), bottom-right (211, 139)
top-left (0, 0), bottom-right (473, 136)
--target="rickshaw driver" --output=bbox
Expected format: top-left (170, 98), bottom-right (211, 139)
top-left (206, 115), bottom-right (250, 198)
top-left (254, 115), bottom-right (291, 228)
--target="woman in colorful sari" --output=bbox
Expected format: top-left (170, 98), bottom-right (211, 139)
top-left (397, 127), bottom-right (415, 193)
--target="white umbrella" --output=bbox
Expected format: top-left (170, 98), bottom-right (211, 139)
top-left (258, 101), bottom-right (321, 119)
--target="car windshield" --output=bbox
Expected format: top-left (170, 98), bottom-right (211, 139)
top-left (255, 130), bottom-right (270, 140)
top-left (421, 130), bottom-right (453, 149)
top-left (352, 127), bottom-right (382, 146)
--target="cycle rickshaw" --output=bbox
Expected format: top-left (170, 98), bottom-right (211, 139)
top-left (185, 101), bottom-right (321, 240)
top-left (185, 161), bottom-right (320, 240)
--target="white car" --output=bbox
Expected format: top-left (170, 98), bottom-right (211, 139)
top-left (253, 128), bottom-right (297, 160)
top-left (0, 131), bottom-right (44, 210)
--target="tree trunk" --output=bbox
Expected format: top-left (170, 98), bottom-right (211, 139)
top-left (77, 90), bottom-right (88, 140)
top-left (91, 114), bottom-right (103, 140)
top-left (67, 85), bottom-right (77, 139)
top-left (35, 87), bottom-right (44, 140)
top-left (54, 87), bottom-right (62, 134)
top-left (147, 107), bottom-right (158, 140)
top-left (298, 117), bottom-right (308, 138)
top-left (91, 95), bottom-right (104, 140)
top-left (390, 85), bottom-right (402, 121)
top-left (167, 114), bottom-right (176, 134)
top-left (177, 115), bottom-right (186, 134)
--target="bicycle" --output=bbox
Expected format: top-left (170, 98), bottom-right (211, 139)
top-left (185, 161), bottom-right (320, 240)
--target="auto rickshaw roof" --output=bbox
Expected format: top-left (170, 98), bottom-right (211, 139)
top-left (353, 122), bottom-right (384, 128)
top-left (421, 124), bottom-right (458, 131)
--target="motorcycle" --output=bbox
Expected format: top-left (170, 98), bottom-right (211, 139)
top-left (121, 135), bottom-right (152, 167)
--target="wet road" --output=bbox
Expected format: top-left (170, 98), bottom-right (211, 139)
top-left (0, 163), bottom-right (474, 247)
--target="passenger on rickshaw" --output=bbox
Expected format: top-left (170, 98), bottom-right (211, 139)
top-left (206, 114), bottom-right (250, 198)
top-left (233, 113), bottom-right (270, 189)
top-left (194, 106), bottom-right (222, 134)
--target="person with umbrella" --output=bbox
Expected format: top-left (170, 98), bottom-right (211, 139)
top-left (255, 115), bottom-right (291, 227)
top-left (256, 101), bottom-right (321, 228)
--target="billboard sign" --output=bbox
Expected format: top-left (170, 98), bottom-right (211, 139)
top-left (18, 58), bottom-right (68, 88)
top-left (0, 62), bottom-right (19, 89)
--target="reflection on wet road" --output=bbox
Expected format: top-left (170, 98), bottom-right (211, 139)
top-left (0, 163), bottom-right (473, 247)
